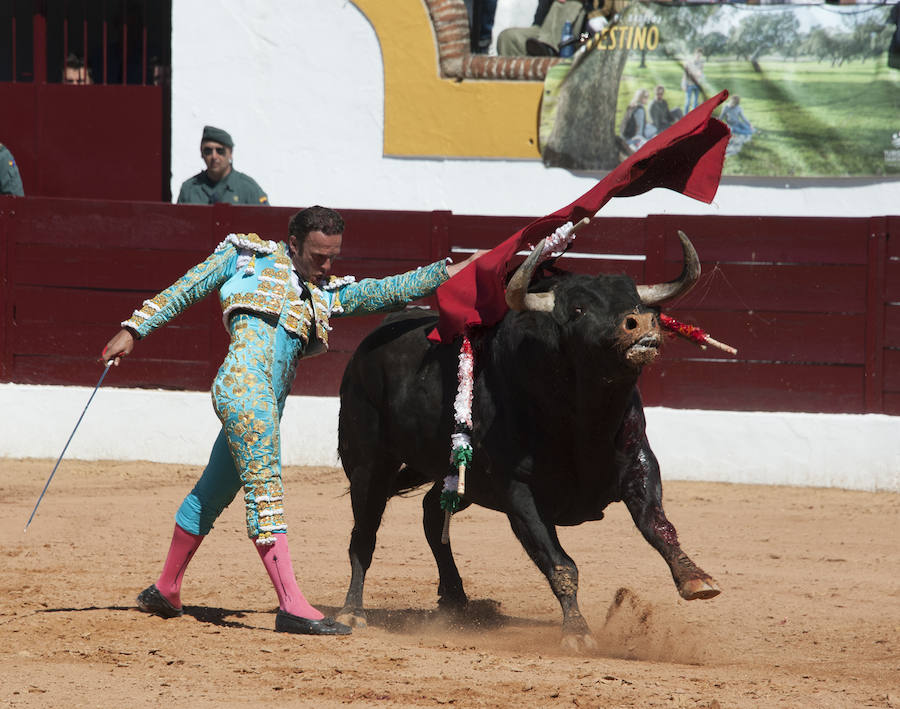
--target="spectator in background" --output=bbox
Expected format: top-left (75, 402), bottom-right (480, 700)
top-left (0, 143), bottom-right (24, 196)
top-left (496, 0), bottom-right (586, 56)
top-left (149, 56), bottom-right (169, 86)
top-left (719, 94), bottom-right (756, 158)
top-left (64, 54), bottom-right (93, 85)
top-left (177, 126), bottom-right (269, 206)
top-left (620, 88), bottom-right (656, 152)
top-left (464, 0), bottom-right (498, 54)
top-left (681, 48), bottom-right (705, 115)
top-left (719, 95), bottom-right (755, 137)
top-left (648, 85), bottom-right (683, 133)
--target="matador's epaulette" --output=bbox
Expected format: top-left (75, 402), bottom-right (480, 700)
top-left (215, 232), bottom-right (278, 255)
top-left (215, 233), bottom-right (280, 276)
top-left (322, 274), bottom-right (356, 291)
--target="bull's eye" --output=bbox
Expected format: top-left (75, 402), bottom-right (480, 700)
top-left (573, 307), bottom-right (584, 319)
top-left (625, 315), bottom-right (638, 330)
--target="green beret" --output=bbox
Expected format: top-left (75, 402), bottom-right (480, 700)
top-left (201, 125), bottom-right (233, 148)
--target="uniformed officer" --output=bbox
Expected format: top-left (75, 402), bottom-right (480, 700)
top-left (0, 143), bottom-right (24, 197)
top-left (176, 125), bottom-right (269, 206)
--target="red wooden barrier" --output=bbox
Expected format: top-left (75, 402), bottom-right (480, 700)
top-left (1, 196), bottom-right (897, 414)
top-left (0, 83), bottom-right (164, 201)
top-left (883, 216), bottom-right (900, 414)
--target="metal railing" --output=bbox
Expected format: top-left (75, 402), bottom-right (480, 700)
top-left (1, 0), bottom-right (170, 85)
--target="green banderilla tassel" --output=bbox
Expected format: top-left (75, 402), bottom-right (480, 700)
top-left (452, 445), bottom-right (473, 468)
top-left (440, 489), bottom-right (461, 513)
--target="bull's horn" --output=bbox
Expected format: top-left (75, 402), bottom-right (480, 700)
top-left (505, 238), bottom-right (556, 312)
top-left (636, 230), bottom-right (700, 305)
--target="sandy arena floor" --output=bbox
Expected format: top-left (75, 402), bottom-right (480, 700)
top-left (1, 458), bottom-right (898, 708)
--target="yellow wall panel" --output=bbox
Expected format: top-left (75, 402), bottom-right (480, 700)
top-left (353, 0), bottom-right (542, 159)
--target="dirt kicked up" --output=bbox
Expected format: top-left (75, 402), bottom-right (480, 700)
top-left (1, 458), bottom-right (898, 708)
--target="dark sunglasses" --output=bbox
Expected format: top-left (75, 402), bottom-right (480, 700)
top-left (202, 146), bottom-right (228, 156)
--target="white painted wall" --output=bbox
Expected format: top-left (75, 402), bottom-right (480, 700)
top-left (0, 384), bottom-right (337, 474)
top-left (170, 1), bottom-right (899, 218)
top-left (2, 383), bottom-right (897, 492)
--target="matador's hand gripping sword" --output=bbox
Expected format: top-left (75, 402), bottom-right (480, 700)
top-left (23, 361), bottom-right (113, 533)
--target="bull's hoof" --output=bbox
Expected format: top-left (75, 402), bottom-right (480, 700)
top-left (561, 613), bottom-right (596, 652)
top-left (335, 608), bottom-right (368, 628)
top-left (678, 576), bottom-right (721, 600)
top-left (436, 596), bottom-right (469, 620)
top-left (561, 632), bottom-right (598, 653)
top-left (437, 588), bottom-right (468, 612)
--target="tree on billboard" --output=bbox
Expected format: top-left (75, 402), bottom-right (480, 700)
top-left (540, 2), bottom-right (719, 170)
top-left (845, 16), bottom-right (891, 63)
top-left (540, 1), bottom-right (639, 171)
top-left (726, 11), bottom-right (800, 66)
top-left (803, 15), bottom-right (890, 67)
top-left (700, 31), bottom-right (728, 60)
top-left (803, 27), bottom-right (840, 64)
top-left (651, 3), bottom-right (711, 56)
top-left (541, 39), bottom-right (630, 170)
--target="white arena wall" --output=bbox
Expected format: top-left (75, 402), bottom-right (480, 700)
top-left (2, 383), bottom-right (897, 493)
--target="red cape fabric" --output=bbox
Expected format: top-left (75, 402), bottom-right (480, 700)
top-left (428, 90), bottom-right (731, 344)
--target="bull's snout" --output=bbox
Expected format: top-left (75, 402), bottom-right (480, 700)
top-left (620, 311), bottom-right (658, 340)
top-left (618, 311), bottom-right (660, 367)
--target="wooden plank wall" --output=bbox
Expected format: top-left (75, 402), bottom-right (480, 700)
top-left (1, 197), bottom-right (897, 414)
top-left (643, 215), bottom-right (875, 413)
top-left (884, 216), bottom-right (900, 415)
top-left (0, 84), bottom-right (164, 201)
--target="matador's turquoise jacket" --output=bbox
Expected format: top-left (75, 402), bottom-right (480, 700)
top-left (120, 232), bottom-right (450, 543)
top-left (122, 232), bottom-right (449, 350)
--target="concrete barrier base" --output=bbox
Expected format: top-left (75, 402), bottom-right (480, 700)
top-left (2, 383), bottom-right (897, 492)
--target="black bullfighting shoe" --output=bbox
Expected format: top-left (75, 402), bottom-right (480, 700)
top-left (136, 584), bottom-right (183, 619)
top-left (275, 610), bottom-right (351, 636)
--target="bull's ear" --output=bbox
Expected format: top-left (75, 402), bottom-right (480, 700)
top-left (525, 291), bottom-right (556, 312)
top-left (506, 238), bottom-right (556, 313)
top-left (636, 230), bottom-right (700, 306)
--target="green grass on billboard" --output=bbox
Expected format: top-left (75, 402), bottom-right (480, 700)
top-left (617, 56), bottom-right (900, 177)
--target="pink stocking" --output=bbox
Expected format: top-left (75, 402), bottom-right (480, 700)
top-left (154, 524), bottom-right (204, 608)
top-left (256, 533), bottom-right (324, 620)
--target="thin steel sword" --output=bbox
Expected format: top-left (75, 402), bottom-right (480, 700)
top-left (24, 361), bottom-right (113, 533)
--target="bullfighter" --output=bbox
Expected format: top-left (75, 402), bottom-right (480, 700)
top-left (100, 205), bottom-right (483, 636)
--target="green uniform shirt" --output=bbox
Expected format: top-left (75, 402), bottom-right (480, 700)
top-left (177, 168), bottom-right (269, 206)
top-left (0, 144), bottom-right (24, 197)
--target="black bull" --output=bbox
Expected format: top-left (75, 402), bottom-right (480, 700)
top-left (336, 232), bottom-right (720, 647)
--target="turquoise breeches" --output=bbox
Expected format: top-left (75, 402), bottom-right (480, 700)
top-left (175, 313), bottom-right (303, 543)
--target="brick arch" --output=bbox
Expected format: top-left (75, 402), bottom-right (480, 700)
top-left (424, 0), bottom-right (560, 80)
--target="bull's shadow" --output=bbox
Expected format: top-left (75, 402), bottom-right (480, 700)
top-left (31, 602), bottom-right (553, 636)
top-left (183, 601), bottom-right (554, 635)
